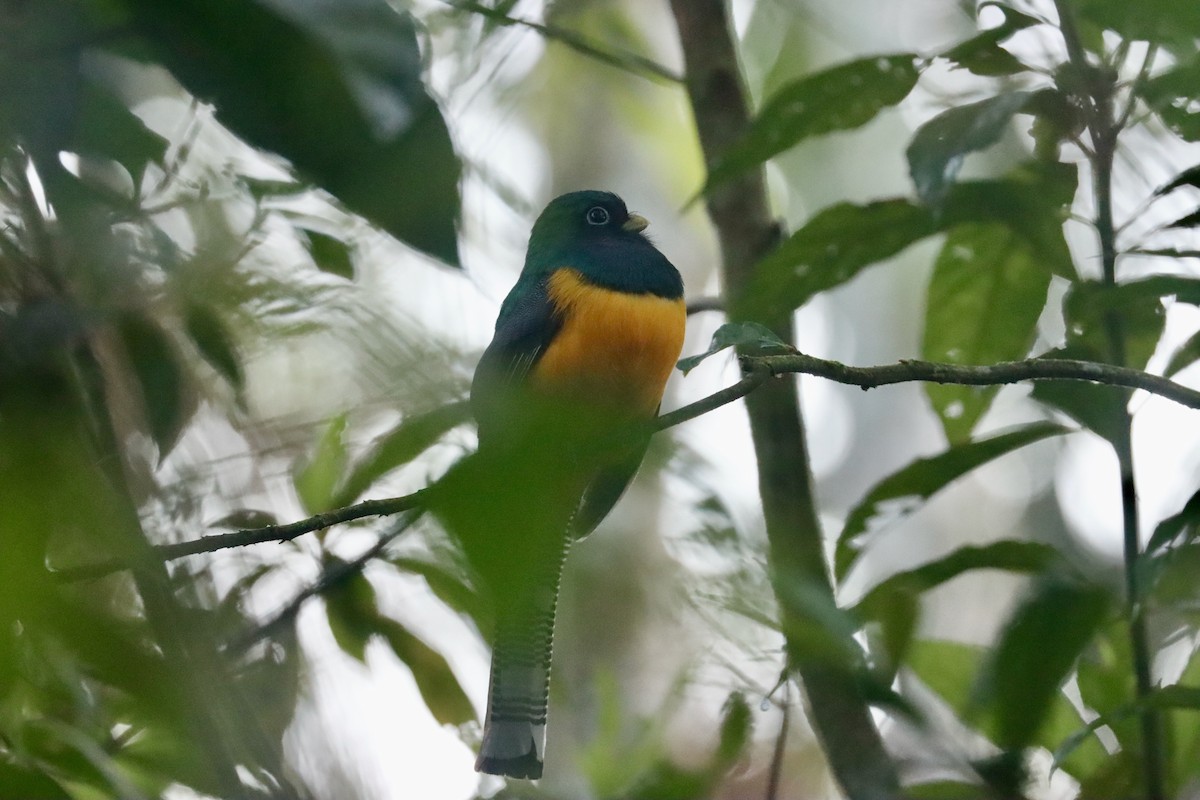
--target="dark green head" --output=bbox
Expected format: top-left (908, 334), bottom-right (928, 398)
top-left (524, 190), bottom-right (682, 298)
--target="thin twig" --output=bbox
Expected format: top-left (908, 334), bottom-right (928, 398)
top-left (55, 490), bottom-right (427, 581)
top-left (445, 0), bottom-right (683, 84)
top-left (766, 678), bottom-right (790, 800)
top-left (228, 510), bottom-right (423, 654)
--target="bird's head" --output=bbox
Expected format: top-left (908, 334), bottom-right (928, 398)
top-left (526, 190), bottom-right (651, 267)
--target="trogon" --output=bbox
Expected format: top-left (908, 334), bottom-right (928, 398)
top-left (432, 190), bottom-right (686, 779)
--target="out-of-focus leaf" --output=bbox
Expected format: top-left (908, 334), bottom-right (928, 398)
top-left (939, 4), bottom-right (1040, 77)
top-left (1167, 209), bottom-right (1200, 229)
top-left (184, 303), bottom-right (244, 394)
top-left (117, 312), bottom-right (187, 457)
top-left (975, 575), bottom-right (1111, 750)
top-left (923, 223), bottom-right (1052, 442)
top-left (740, 199), bottom-right (938, 320)
top-left (855, 541), bottom-right (1060, 622)
top-left (907, 91), bottom-right (1034, 207)
top-left (676, 321), bottom-right (791, 374)
top-left (905, 781), bottom-right (989, 799)
top-left (324, 569), bottom-right (377, 663)
top-left (865, 582), bottom-right (919, 678)
top-left (375, 617), bottom-right (474, 726)
top-left (294, 414), bottom-right (348, 515)
top-left (70, 81), bottom-right (168, 182)
top-left (1147, 489), bottom-right (1200, 553)
top-left (1166, 327), bottom-right (1200, 376)
top-left (906, 638), bottom-right (982, 713)
top-left (1031, 346), bottom-right (1129, 444)
top-left (333, 401), bottom-right (472, 507)
top-left (1026, 88), bottom-right (1085, 161)
top-left (1055, 686), bottom-right (1200, 772)
top-left (1078, 0), bottom-right (1200, 52)
top-left (1138, 54), bottom-right (1200, 141)
top-left (1171, 647), bottom-right (1200, 785)
top-left (1155, 163), bottom-right (1200, 196)
top-left (115, 0), bottom-right (462, 264)
top-left (1145, 544), bottom-right (1200, 607)
top-left (701, 54), bottom-right (919, 194)
top-left (391, 555), bottom-right (487, 627)
top-left (836, 423), bottom-right (1068, 579)
top-left (714, 691), bottom-right (752, 768)
top-left (0, 761), bottom-right (71, 800)
top-left (1063, 278), bottom-right (1175, 371)
top-left (299, 228), bottom-right (355, 280)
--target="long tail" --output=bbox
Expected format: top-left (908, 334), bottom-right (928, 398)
top-left (475, 537), bottom-right (570, 780)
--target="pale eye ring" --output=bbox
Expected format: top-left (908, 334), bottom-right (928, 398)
top-left (585, 206), bottom-right (610, 226)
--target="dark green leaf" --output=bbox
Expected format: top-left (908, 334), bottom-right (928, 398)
top-left (740, 199), bottom-right (938, 321)
top-left (1154, 163), bottom-right (1200, 196)
top-left (1139, 54), bottom-right (1200, 141)
top-left (715, 691), bottom-right (752, 768)
top-left (116, 0), bottom-right (462, 264)
top-left (324, 569), bottom-right (378, 663)
top-left (333, 401), bottom-right (472, 507)
top-left (1168, 209), bottom-right (1200, 229)
top-left (295, 414), bottom-right (348, 515)
top-left (975, 575), bottom-right (1111, 749)
top-left (0, 761), bottom-right (71, 800)
top-left (1055, 685), bottom-right (1200, 772)
top-left (375, 617), bottom-right (475, 725)
top-left (117, 313), bottom-right (187, 456)
top-left (906, 638), bottom-right (983, 713)
top-left (208, 509), bottom-right (278, 530)
top-left (836, 423), bottom-right (1067, 580)
top-left (1166, 327), bottom-right (1200, 376)
top-left (391, 555), bottom-right (487, 627)
top-left (300, 228), bottom-right (356, 280)
top-left (905, 781), bottom-right (989, 800)
top-left (907, 91), bottom-right (1034, 207)
top-left (184, 303), bottom-right (244, 394)
top-left (1031, 367), bottom-right (1128, 446)
top-left (1078, 0), bottom-right (1200, 51)
top-left (69, 81), bottom-right (168, 182)
top-left (701, 54), bottom-right (919, 194)
top-left (855, 540), bottom-right (1060, 622)
top-left (1062, 278), bottom-right (1173, 370)
top-left (1147, 489), bottom-right (1200, 553)
top-left (676, 321), bottom-right (791, 374)
top-left (939, 4), bottom-right (1040, 77)
top-left (923, 223), bottom-right (1053, 442)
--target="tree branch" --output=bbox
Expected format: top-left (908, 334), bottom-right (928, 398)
top-left (56, 490), bottom-right (427, 581)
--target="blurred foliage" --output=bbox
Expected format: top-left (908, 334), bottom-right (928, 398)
top-left (2, 0), bottom-right (1200, 798)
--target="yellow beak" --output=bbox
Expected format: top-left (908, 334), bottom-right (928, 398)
top-left (622, 213), bottom-right (649, 233)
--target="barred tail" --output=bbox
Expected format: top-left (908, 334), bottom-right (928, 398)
top-left (475, 539), bottom-right (569, 780)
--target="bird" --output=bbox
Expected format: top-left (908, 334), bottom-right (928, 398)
top-left (430, 190), bottom-right (685, 780)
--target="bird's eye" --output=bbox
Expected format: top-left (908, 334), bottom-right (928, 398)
top-left (585, 206), bottom-right (610, 226)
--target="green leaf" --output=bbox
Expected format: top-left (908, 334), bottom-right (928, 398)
top-left (1078, 0), bottom-right (1200, 52)
top-left (391, 555), bottom-right (487, 627)
top-left (375, 616), bottom-right (475, 725)
top-left (1030, 360), bottom-right (1128, 445)
top-left (714, 691), bottom-right (753, 769)
top-left (300, 228), bottom-right (356, 280)
top-left (1167, 328), bottom-right (1200, 377)
top-left (1055, 685), bottom-right (1200, 773)
top-left (116, 0), bottom-right (462, 264)
top-left (676, 321), bottom-right (791, 374)
top-left (905, 781), bottom-right (989, 800)
top-left (939, 4), bottom-right (1040, 77)
top-left (975, 575), bottom-right (1111, 750)
top-left (117, 313), bottom-right (187, 457)
top-left (907, 638), bottom-right (983, 713)
top-left (907, 92), bottom-right (1034, 207)
top-left (855, 540), bottom-right (1060, 622)
top-left (1146, 489), bottom-right (1200, 553)
top-left (1062, 278), bottom-right (1173, 371)
top-left (324, 569), bottom-right (377, 663)
top-left (835, 423), bottom-right (1068, 580)
top-left (923, 223), bottom-right (1053, 442)
top-left (740, 199), bottom-right (938, 321)
top-left (1154, 163), bottom-right (1200, 196)
top-left (333, 401), bottom-right (472, 507)
top-left (1139, 54), bottom-right (1200, 141)
top-left (70, 81), bottom-right (168, 182)
top-left (183, 303), bottom-right (244, 394)
top-left (700, 54), bottom-right (919, 194)
top-left (1167, 209), bottom-right (1200, 229)
top-left (294, 414), bottom-right (348, 515)
top-left (0, 761), bottom-right (71, 800)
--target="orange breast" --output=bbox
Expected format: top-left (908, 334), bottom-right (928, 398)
top-left (532, 268), bottom-right (685, 416)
